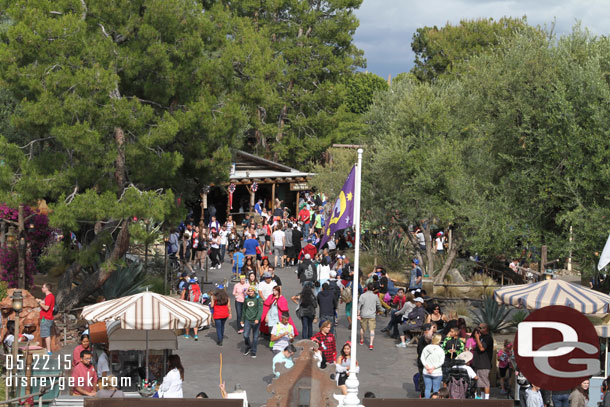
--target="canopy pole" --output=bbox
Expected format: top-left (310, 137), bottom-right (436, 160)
top-left (146, 330), bottom-right (149, 381)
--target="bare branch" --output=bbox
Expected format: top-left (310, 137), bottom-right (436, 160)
top-left (19, 137), bottom-right (54, 150)
top-left (80, 0), bottom-right (87, 20)
top-left (98, 23), bottom-right (110, 38)
top-left (128, 96), bottom-right (167, 109)
top-left (64, 185), bottom-right (79, 205)
top-left (50, 11), bottom-right (63, 16)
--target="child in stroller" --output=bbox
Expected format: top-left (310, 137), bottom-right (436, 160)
top-left (446, 351), bottom-right (478, 399)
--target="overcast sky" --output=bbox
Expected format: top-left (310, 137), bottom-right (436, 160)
top-left (353, 0), bottom-right (610, 79)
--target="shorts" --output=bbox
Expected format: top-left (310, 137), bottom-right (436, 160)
top-left (40, 318), bottom-right (54, 338)
top-left (338, 372), bottom-right (348, 386)
top-left (345, 302), bottom-right (352, 317)
top-left (285, 246), bottom-right (295, 258)
top-left (476, 369), bottom-right (490, 388)
top-left (273, 248), bottom-right (284, 257)
top-left (360, 318), bottom-right (376, 332)
top-left (499, 366), bottom-right (510, 378)
top-left (265, 235), bottom-right (271, 242)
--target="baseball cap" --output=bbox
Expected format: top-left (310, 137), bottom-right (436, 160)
top-left (262, 272), bottom-right (272, 279)
top-left (329, 270), bottom-right (337, 278)
top-left (414, 297), bottom-right (424, 303)
top-left (413, 259), bottom-right (420, 265)
top-left (421, 323), bottom-right (433, 331)
top-left (304, 254), bottom-right (311, 260)
top-left (189, 276), bottom-right (198, 283)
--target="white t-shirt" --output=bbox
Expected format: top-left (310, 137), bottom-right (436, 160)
top-left (226, 392), bottom-right (248, 407)
top-left (272, 230), bottom-right (285, 248)
top-left (416, 232), bottom-right (425, 246)
top-left (97, 352), bottom-right (110, 377)
top-left (220, 230), bottom-right (229, 245)
top-left (457, 365), bottom-right (477, 380)
top-left (4, 333), bottom-right (34, 349)
top-left (327, 239), bottom-right (336, 250)
top-left (271, 322), bottom-right (294, 351)
top-left (258, 280), bottom-right (277, 300)
top-left (435, 237), bottom-right (445, 251)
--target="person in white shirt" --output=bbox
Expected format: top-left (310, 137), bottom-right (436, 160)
top-left (435, 232), bottom-right (445, 254)
top-left (96, 345), bottom-right (111, 377)
top-left (258, 273), bottom-right (278, 301)
top-left (219, 382), bottom-right (248, 407)
top-left (420, 334), bottom-right (445, 398)
top-left (158, 355), bottom-right (184, 398)
top-left (219, 225), bottom-right (229, 264)
top-left (272, 226), bottom-right (286, 268)
top-left (455, 350), bottom-right (479, 380)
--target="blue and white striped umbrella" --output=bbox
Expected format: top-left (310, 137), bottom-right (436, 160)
top-left (494, 279), bottom-right (610, 314)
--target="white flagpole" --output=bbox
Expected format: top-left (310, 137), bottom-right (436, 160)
top-left (344, 148), bottom-right (363, 407)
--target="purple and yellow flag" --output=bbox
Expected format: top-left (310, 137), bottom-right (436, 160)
top-left (319, 165), bottom-right (356, 248)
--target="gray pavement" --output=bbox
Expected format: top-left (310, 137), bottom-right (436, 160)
top-left (178, 259), bottom-right (419, 405)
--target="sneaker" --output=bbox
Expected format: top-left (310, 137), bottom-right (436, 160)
top-left (217, 340), bottom-right (223, 346)
top-left (396, 342), bottom-right (407, 348)
top-left (380, 328), bottom-right (389, 333)
top-left (184, 335), bottom-right (190, 339)
top-left (251, 354), bottom-right (256, 359)
top-left (243, 348), bottom-right (251, 356)
top-left (369, 345), bottom-right (374, 350)
top-left (359, 339), bottom-right (364, 345)
top-left (194, 335), bottom-right (198, 341)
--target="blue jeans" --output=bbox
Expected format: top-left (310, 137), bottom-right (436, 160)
top-left (215, 318), bottom-right (227, 343)
top-left (235, 301), bottom-right (243, 330)
top-left (303, 223), bottom-right (310, 240)
top-left (243, 320), bottom-right (260, 355)
top-left (220, 244), bottom-right (226, 262)
top-left (423, 374), bottom-right (442, 398)
top-left (301, 316), bottom-right (313, 339)
top-left (552, 393), bottom-right (570, 407)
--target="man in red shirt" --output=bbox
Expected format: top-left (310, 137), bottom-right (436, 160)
top-left (298, 205), bottom-right (311, 240)
top-left (37, 283), bottom-right (55, 354)
top-left (71, 350), bottom-right (97, 396)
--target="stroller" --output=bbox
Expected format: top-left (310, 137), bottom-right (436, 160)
top-left (446, 362), bottom-right (477, 399)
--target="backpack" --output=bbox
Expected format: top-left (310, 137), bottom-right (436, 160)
top-left (189, 283), bottom-right (201, 303)
top-left (303, 264), bottom-right (314, 281)
top-left (340, 285), bottom-right (352, 303)
top-left (449, 376), bottom-right (468, 399)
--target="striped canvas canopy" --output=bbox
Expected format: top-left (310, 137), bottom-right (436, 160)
top-left (81, 291), bottom-right (212, 330)
top-left (494, 279), bottom-right (610, 314)
top-left (596, 325), bottom-right (610, 338)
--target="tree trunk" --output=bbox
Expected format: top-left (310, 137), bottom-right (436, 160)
top-left (114, 127), bottom-right (126, 188)
top-left (434, 243), bottom-right (459, 285)
top-left (422, 222), bottom-right (434, 276)
top-left (56, 219), bottom-right (130, 311)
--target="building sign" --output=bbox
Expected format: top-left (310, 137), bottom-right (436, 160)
top-left (290, 182), bottom-right (309, 191)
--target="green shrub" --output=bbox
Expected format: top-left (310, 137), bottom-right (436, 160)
top-left (471, 295), bottom-right (512, 333)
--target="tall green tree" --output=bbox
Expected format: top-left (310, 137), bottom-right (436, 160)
top-left (226, 0), bottom-right (366, 165)
top-left (0, 0), bottom-right (248, 309)
top-left (411, 17), bottom-right (542, 82)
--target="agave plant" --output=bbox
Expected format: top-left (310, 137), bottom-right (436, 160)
top-left (471, 295), bottom-right (512, 333)
top-left (98, 262), bottom-right (149, 300)
top-left (509, 309), bottom-right (529, 328)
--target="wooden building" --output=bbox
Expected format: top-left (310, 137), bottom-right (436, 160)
top-left (209, 150), bottom-right (314, 223)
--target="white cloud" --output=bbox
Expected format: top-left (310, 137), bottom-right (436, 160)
top-left (354, 0), bottom-right (610, 78)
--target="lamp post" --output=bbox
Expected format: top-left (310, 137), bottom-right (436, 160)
top-left (164, 236), bottom-right (169, 294)
top-left (11, 290), bottom-right (23, 398)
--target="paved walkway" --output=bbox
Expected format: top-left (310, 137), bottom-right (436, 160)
top-left (177, 259), bottom-right (419, 405)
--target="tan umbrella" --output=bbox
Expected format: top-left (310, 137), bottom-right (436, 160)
top-left (81, 291), bottom-right (211, 379)
top-left (494, 279), bottom-right (610, 314)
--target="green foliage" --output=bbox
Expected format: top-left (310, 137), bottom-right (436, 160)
top-left (309, 148), bottom-right (358, 200)
top-left (411, 17), bottom-right (542, 82)
top-left (0, 280), bottom-right (7, 302)
top-left (362, 232), bottom-right (410, 273)
top-left (471, 296), bottom-right (512, 333)
top-left (98, 262), bottom-right (148, 301)
top-left (510, 310), bottom-right (528, 328)
top-left (365, 25), bottom-right (610, 274)
top-left (344, 72), bottom-right (388, 114)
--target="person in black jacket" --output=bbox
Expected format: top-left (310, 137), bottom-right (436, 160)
top-left (317, 283), bottom-right (338, 333)
top-left (291, 284), bottom-right (317, 339)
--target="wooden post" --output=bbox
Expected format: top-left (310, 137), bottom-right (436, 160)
top-left (295, 191), bottom-right (300, 215)
top-left (271, 183), bottom-right (276, 212)
top-left (249, 188), bottom-right (255, 213)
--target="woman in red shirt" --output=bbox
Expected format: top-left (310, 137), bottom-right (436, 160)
top-left (72, 334), bottom-right (91, 366)
top-left (212, 289), bottom-right (231, 346)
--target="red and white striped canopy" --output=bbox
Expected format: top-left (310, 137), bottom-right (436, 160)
top-left (81, 291), bottom-right (211, 330)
